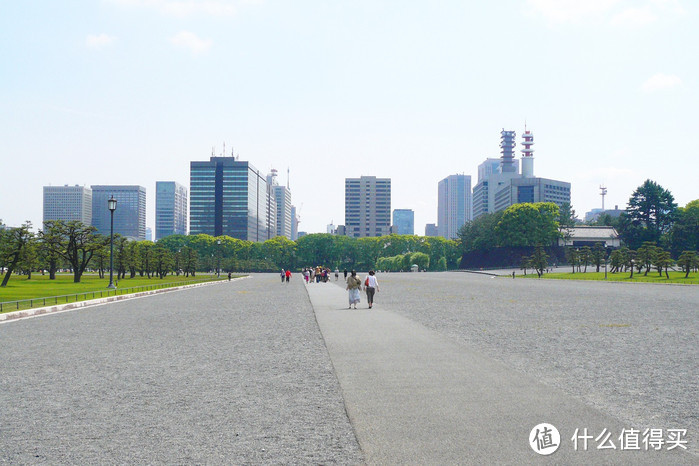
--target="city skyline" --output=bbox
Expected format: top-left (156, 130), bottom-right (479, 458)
top-left (2, 1), bottom-right (697, 232)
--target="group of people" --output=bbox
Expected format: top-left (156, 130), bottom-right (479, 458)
top-left (280, 266), bottom-right (381, 310)
top-left (301, 266), bottom-right (342, 284)
top-left (345, 270), bottom-right (379, 310)
top-left (279, 269), bottom-right (292, 283)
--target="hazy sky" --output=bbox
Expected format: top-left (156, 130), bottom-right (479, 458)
top-left (1, 0), bottom-right (696, 234)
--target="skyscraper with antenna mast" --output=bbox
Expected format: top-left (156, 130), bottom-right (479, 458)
top-left (472, 127), bottom-right (570, 218)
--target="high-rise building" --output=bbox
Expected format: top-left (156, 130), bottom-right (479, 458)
top-left (265, 169), bottom-right (292, 239)
top-left (392, 209), bottom-right (415, 235)
top-left (190, 157), bottom-right (270, 241)
top-left (155, 181), bottom-right (188, 240)
top-left (43, 185), bottom-right (92, 226)
top-left (274, 185), bottom-right (292, 239)
top-left (473, 129), bottom-right (570, 218)
top-left (290, 205), bottom-right (299, 240)
top-left (437, 175), bottom-right (472, 239)
top-left (91, 185), bottom-right (147, 240)
top-left (344, 176), bottom-right (391, 238)
top-left (265, 172), bottom-right (277, 241)
top-left (425, 223), bottom-right (438, 237)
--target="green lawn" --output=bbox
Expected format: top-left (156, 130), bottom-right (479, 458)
top-left (0, 273), bottom-right (238, 313)
top-left (524, 270), bottom-right (699, 285)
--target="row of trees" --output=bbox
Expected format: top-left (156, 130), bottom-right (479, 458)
top-left (1, 218), bottom-right (460, 286)
top-left (458, 180), bottom-right (698, 267)
top-left (458, 202), bottom-right (562, 253)
top-left (376, 252), bottom-right (433, 272)
top-left (584, 180), bottom-right (698, 255)
top-left (606, 244), bottom-right (698, 278)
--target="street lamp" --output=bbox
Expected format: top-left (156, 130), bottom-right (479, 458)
top-left (216, 239), bottom-right (221, 277)
top-left (107, 196), bottom-right (117, 289)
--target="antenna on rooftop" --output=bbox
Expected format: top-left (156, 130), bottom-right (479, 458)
top-left (600, 185), bottom-right (608, 210)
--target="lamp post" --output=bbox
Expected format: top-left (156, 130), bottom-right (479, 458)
top-left (216, 239), bottom-right (221, 277)
top-left (107, 196), bottom-right (117, 289)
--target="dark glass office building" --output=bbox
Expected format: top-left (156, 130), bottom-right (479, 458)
top-left (190, 157), bottom-right (270, 241)
top-left (91, 185), bottom-right (147, 240)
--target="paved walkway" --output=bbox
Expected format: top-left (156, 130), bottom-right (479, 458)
top-left (306, 281), bottom-right (695, 465)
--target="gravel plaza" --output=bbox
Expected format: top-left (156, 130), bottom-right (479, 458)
top-left (1, 272), bottom-right (697, 464)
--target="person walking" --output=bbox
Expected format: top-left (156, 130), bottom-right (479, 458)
top-left (334, 268), bottom-right (339, 281)
top-left (285, 269), bottom-right (291, 283)
top-left (228, 272), bottom-right (232, 281)
top-left (364, 270), bottom-right (379, 309)
top-left (280, 269), bottom-right (285, 284)
top-left (343, 269), bottom-right (348, 280)
top-left (346, 270), bottom-right (362, 309)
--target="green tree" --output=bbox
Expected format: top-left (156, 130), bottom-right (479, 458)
top-left (677, 251), bottom-right (697, 278)
top-left (620, 179), bottom-right (677, 249)
top-left (529, 246), bottom-right (549, 278)
top-left (579, 246), bottom-right (592, 273)
top-left (609, 248), bottom-right (627, 273)
top-left (566, 247), bottom-right (579, 273)
top-left (636, 241), bottom-right (658, 276)
top-left (40, 221), bottom-right (101, 283)
top-left (411, 252), bottom-right (430, 271)
top-left (653, 250), bottom-right (673, 278)
top-left (435, 256), bottom-right (447, 271)
top-left (495, 203), bottom-right (561, 247)
top-left (457, 211), bottom-right (503, 253)
top-left (1, 222), bottom-right (34, 287)
top-left (18, 238), bottom-right (39, 279)
top-left (124, 239), bottom-right (139, 278)
top-left (591, 242), bottom-right (606, 273)
top-left (261, 236), bottom-right (297, 269)
top-left (138, 241), bottom-right (155, 278)
top-left (558, 203), bottom-right (578, 244)
top-left (152, 244), bottom-right (174, 279)
top-left (181, 246), bottom-right (197, 276)
top-left (37, 228), bottom-right (63, 279)
top-left (92, 241), bottom-right (110, 279)
top-left (669, 200), bottom-right (699, 257)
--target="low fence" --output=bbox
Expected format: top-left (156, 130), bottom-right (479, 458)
top-left (0, 278), bottom-right (224, 313)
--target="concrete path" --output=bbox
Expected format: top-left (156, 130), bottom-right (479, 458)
top-left (306, 282), bottom-right (695, 465)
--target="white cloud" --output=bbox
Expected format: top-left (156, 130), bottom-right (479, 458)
top-left (526, 0), bottom-right (621, 23)
top-left (107, 0), bottom-right (241, 17)
top-left (86, 33), bottom-right (117, 49)
top-left (170, 31), bottom-right (212, 54)
top-left (640, 73), bottom-right (682, 92)
top-left (611, 7), bottom-right (656, 26)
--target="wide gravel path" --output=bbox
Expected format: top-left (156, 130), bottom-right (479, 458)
top-left (362, 271), bottom-right (699, 454)
top-left (0, 275), bottom-right (362, 464)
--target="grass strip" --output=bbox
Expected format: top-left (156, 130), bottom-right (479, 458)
top-left (522, 270), bottom-right (699, 284)
top-left (0, 273), bottom-right (242, 313)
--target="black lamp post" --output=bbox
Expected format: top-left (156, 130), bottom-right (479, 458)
top-left (216, 239), bottom-right (221, 277)
top-left (107, 196), bottom-right (117, 289)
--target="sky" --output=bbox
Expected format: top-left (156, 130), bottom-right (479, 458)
top-left (1, 0), bottom-right (696, 235)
